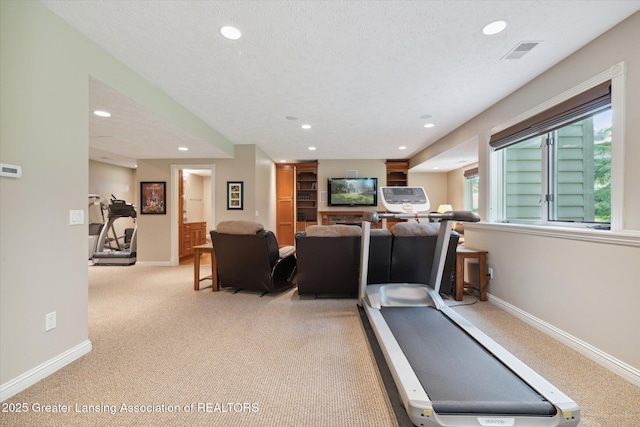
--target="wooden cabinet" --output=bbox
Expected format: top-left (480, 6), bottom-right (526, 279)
top-left (276, 162), bottom-right (318, 244)
top-left (276, 164), bottom-right (296, 247)
top-left (386, 160), bottom-right (409, 186)
top-left (385, 160), bottom-right (409, 229)
top-left (296, 162), bottom-right (318, 232)
top-left (180, 222), bottom-right (207, 259)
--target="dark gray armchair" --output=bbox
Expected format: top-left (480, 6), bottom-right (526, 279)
top-left (210, 221), bottom-right (296, 294)
top-left (295, 225), bottom-right (362, 297)
top-left (389, 221), bottom-right (459, 296)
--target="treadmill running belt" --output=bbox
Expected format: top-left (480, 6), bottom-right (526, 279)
top-left (380, 306), bottom-right (556, 416)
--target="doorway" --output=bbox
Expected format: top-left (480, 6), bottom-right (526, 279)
top-left (171, 164), bottom-right (216, 266)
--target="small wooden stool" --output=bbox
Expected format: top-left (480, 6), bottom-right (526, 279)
top-left (455, 246), bottom-right (488, 301)
top-left (193, 243), bottom-right (218, 291)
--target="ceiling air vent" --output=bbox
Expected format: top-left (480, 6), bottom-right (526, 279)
top-left (502, 41), bottom-right (540, 60)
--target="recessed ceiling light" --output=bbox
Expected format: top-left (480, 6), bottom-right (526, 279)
top-left (399, 146), bottom-right (407, 150)
top-left (93, 110), bottom-right (111, 117)
top-left (433, 167), bottom-right (440, 170)
top-left (424, 123), bottom-right (435, 128)
top-left (178, 147), bottom-right (189, 151)
top-left (280, 160), bottom-right (287, 163)
top-left (308, 146), bottom-right (316, 151)
top-left (220, 26), bottom-right (241, 40)
top-left (482, 20), bottom-right (507, 36)
top-left (301, 124), bottom-right (311, 130)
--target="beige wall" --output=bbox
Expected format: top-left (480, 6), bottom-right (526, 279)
top-left (407, 172), bottom-right (448, 211)
top-left (410, 12), bottom-right (640, 379)
top-left (184, 173), bottom-right (205, 223)
top-left (134, 145), bottom-right (276, 264)
top-left (214, 144), bottom-right (276, 230)
top-left (447, 168), bottom-right (465, 211)
top-left (317, 159), bottom-right (387, 216)
top-left (1, 1), bottom-right (91, 386)
top-left (254, 145), bottom-right (277, 231)
top-left (0, 0), bottom-right (233, 392)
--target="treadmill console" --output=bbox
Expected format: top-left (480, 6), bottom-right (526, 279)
top-left (380, 187), bottom-right (430, 214)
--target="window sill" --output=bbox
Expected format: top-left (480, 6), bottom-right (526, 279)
top-left (464, 222), bottom-right (640, 248)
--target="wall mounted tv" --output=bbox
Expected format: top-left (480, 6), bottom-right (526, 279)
top-left (328, 177), bottom-right (378, 207)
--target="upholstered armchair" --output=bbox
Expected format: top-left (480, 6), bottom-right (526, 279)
top-left (295, 225), bottom-right (362, 297)
top-left (367, 228), bottom-right (392, 284)
top-left (210, 221), bottom-right (296, 294)
top-left (389, 221), bottom-right (459, 296)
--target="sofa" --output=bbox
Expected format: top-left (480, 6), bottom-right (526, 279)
top-left (294, 222), bottom-right (459, 297)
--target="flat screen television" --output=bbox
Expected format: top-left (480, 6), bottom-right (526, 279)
top-left (328, 177), bottom-right (378, 207)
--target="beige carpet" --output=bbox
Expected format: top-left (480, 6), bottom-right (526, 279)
top-left (1, 264), bottom-right (639, 426)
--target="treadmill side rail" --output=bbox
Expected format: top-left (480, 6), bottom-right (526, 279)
top-left (362, 304), bottom-right (434, 422)
top-left (364, 300), bottom-right (579, 426)
top-left (441, 305), bottom-right (581, 423)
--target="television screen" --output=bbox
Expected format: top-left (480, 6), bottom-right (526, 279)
top-left (328, 178), bottom-right (378, 207)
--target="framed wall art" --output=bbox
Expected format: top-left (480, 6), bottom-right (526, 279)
top-left (227, 181), bottom-right (243, 210)
top-left (140, 181), bottom-right (166, 214)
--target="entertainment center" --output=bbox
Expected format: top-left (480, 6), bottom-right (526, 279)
top-left (275, 160), bottom-right (409, 243)
top-left (319, 211), bottom-right (384, 228)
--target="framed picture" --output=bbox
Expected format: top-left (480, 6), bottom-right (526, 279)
top-left (140, 181), bottom-right (166, 214)
top-left (227, 181), bottom-right (244, 210)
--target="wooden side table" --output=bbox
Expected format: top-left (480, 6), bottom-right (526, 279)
top-left (193, 243), bottom-right (218, 291)
top-left (455, 246), bottom-right (488, 301)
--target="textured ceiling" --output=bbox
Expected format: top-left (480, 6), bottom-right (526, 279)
top-left (89, 78), bottom-right (232, 168)
top-left (43, 0), bottom-right (640, 171)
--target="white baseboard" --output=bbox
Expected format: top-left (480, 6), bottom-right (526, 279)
top-left (135, 261), bottom-right (173, 267)
top-left (489, 294), bottom-right (640, 387)
top-left (0, 340), bottom-right (92, 402)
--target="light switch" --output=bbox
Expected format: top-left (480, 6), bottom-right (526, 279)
top-left (69, 210), bottom-right (84, 225)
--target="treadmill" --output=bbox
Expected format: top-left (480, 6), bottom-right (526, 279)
top-left (359, 186), bottom-right (579, 427)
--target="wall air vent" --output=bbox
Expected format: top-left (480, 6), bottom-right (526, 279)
top-left (502, 41), bottom-right (540, 60)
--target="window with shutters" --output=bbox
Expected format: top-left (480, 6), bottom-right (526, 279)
top-left (492, 81), bottom-right (612, 228)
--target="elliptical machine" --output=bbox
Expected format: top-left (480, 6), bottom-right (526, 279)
top-left (92, 196), bottom-right (137, 266)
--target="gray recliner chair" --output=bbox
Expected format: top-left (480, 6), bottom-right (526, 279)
top-left (295, 225), bottom-right (362, 297)
top-left (389, 221), bottom-right (459, 296)
top-left (210, 221), bottom-right (296, 294)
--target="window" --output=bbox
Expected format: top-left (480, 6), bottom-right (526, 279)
top-left (464, 167), bottom-right (479, 213)
top-left (492, 81), bottom-right (612, 228)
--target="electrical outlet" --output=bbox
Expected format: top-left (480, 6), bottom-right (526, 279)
top-left (45, 312), bottom-right (56, 332)
top-left (487, 268), bottom-right (494, 279)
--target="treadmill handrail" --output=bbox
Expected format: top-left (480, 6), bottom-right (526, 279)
top-left (365, 210), bottom-right (481, 224)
